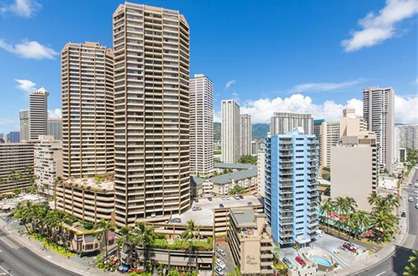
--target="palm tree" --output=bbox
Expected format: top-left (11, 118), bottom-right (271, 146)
top-left (404, 250), bottom-right (418, 276)
top-left (348, 211), bottom-right (370, 239)
top-left (371, 210), bottom-right (398, 242)
top-left (181, 220), bottom-right (199, 271)
top-left (321, 198), bottom-right (334, 232)
top-left (133, 222), bottom-right (155, 271)
top-left (97, 219), bottom-right (113, 260)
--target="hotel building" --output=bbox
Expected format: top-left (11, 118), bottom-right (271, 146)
top-left (29, 88), bottom-right (49, 141)
top-left (221, 99), bottom-right (240, 163)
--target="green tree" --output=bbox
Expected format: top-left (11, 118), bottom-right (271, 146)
top-left (133, 222), bottom-right (155, 271)
top-left (238, 155), bottom-right (257, 165)
top-left (227, 267), bottom-right (241, 276)
top-left (321, 198), bottom-right (335, 232)
top-left (404, 250), bottom-right (418, 276)
top-left (97, 219), bottom-right (113, 260)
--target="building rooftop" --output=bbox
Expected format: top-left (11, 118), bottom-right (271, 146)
top-left (230, 207), bottom-right (256, 228)
top-left (170, 195), bottom-right (262, 226)
top-left (62, 176), bottom-right (114, 192)
top-left (210, 168), bottom-right (257, 185)
top-left (214, 163), bottom-right (255, 170)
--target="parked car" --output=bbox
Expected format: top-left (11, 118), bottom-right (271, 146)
top-left (208, 197), bottom-right (213, 201)
top-left (216, 248), bottom-right (226, 256)
top-left (219, 203), bottom-right (224, 208)
top-left (282, 257), bottom-right (292, 267)
top-left (216, 261), bottom-right (226, 269)
top-left (295, 256), bottom-right (306, 267)
top-left (409, 197), bottom-right (414, 202)
top-left (215, 266), bottom-right (225, 276)
top-left (234, 195), bottom-right (240, 200)
top-left (342, 242), bottom-right (357, 253)
top-left (117, 263), bottom-right (130, 273)
top-left (401, 211), bottom-right (406, 217)
top-left (415, 203), bottom-right (418, 209)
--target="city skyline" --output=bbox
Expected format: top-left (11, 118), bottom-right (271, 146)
top-left (0, 0), bottom-right (417, 134)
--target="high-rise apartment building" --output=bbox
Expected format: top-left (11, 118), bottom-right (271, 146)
top-left (48, 118), bottom-right (63, 141)
top-left (61, 42), bottom-right (114, 178)
top-left (363, 88), bottom-right (395, 172)
top-left (113, 3), bottom-right (190, 226)
top-left (29, 88), bottom-right (48, 141)
top-left (19, 110), bottom-right (29, 142)
top-left (221, 99), bottom-right (240, 163)
top-left (340, 108), bottom-right (367, 137)
top-left (34, 135), bottom-right (63, 197)
top-left (396, 124), bottom-right (418, 150)
top-left (0, 143), bottom-right (34, 193)
top-left (319, 121), bottom-right (340, 168)
top-left (265, 130), bottom-right (319, 246)
top-left (331, 132), bottom-right (378, 211)
top-left (6, 131), bottom-right (20, 143)
top-left (240, 114), bottom-right (252, 156)
top-left (190, 74), bottom-right (213, 176)
top-left (270, 112), bottom-right (313, 135)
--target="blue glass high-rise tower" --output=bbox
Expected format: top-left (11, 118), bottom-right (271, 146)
top-left (265, 130), bottom-right (319, 246)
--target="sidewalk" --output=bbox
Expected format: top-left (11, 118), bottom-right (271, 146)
top-left (0, 218), bottom-right (119, 276)
top-left (331, 170), bottom-right (413, 275)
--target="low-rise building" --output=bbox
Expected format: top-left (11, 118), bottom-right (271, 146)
top-left (0, 143), bottom-right (34, 194)
top-left (34, 135), bottom-right (63, 197)
top-left (54, 176), bottom-right (114, 223)
top-left (227, 208), bottom-right (273, 275)
top-left (211, 168), bottom-right (257, 195)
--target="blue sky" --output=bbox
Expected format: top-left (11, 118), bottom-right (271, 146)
top-left (0, 0), bottom-right (417, 133)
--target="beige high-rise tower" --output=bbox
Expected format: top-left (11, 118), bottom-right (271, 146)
top-left (190, 74), bottom-right (213, 176)
top-left (221, 99), bottom-right (240, 163)
top-left (61, 42), bottom-right (114, 178)
top-left (29, 88), bottom-right (48, 141)
top-left (240, 114), bottom-right (252, 156)
top-left (113, 3), bottom-right (190, 226)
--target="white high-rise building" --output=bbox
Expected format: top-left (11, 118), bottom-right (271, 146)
top-left (34, 135), bottom-right (63, 197)
top-left (256, 146), bottom-right (266, 198)
top-left (61, 42), bottom-right (114, 178)
top-left (319, 121), bottom-right (340, 168)
top-left (240, 114), bottom-right (252, 156)
top-left (363, 88), bottom-right (395, 172)
top-left (29, 88), bottom-right (48, 141)
top-left (270, 112), bottom-right (313, 135)
top-left (47, 118), bottom-right (62, 141)
top-left (19, 110), bottom-right (29, 142)
top-left (113, 3), bottom-right (191, 226)
top-left (221, 99), bottom-right (240, 163)
top-left (397, 124), bottom-right (418, 150)
top-left (190, 74), bottom-right (214, 176)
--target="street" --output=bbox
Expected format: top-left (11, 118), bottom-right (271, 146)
top-left (356, 167), bottom-right (418, 276)
top-left (0, 228), bottom-right (79, 276)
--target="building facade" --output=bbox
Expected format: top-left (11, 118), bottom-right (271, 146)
top-left (319, 121), bottom-right (340, 168)
top-left (265, 131), bottom-right (319, 246)
top-left (270, 112), bottom-right (313, 136)
top-left (221, 99), bottom-right (240, 163)
top-left (240, 114), bottom-right (252, 157)
top-left (363, 88), bottom-right (395, 172)
top-left (190, 74), bottom-right (214, 176)
top-left (19, 110), bottom-right (29, 142)
top-left (113, 3), bottom-right (191, 226)
top-left (331, 132), bottom-right (378, 211)
top-left (61, 42), bottom-right (114, 178)
top-left (48, 118), bottom-right (63, 141)
top-left (0, 143), bottom-right (34, 194)
top-left (228, 208), bottom-right (273, 275)
top-left (396, 124), bottom-right (418, 150)
top-left (29, 88), bottom-right (49, 141)
top-left (257, 149), bottom-right (266, 198)
top-left (6, 131), bottom-right (20, 143)
top-left (34, 135), bottom-right (63, 197)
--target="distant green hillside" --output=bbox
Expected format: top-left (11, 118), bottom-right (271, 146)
top-left (213, 122), bottom-right (268, 142)
top-left (252, 123), bottom-right (269, 139)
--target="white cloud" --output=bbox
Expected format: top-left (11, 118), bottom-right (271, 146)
top-left (224, 80), bottom-right (236, 89)
top-left (0, 39), bottom-right (57, 59)
top-left (236, 93), bottom-right (416, 124)
top-left (15, 79), bottom-right (36, 93)
top-left (48, 108), bottom-right (62, 119)
top-left (342, 0), bottom-right (418, 52)
top-left (291, 79), bottom-right (363, 93)
top-left (395, 94), bottom-right (418, 123)
top-left (0, 0), bottom-right (40, 17)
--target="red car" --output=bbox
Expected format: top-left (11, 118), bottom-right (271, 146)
top-left (295, 255), bottom-right (306, 267)
top-left (342, 242), bottom-right (357, 253)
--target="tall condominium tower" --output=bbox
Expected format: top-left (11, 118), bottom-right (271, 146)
top-left (265, 130), bottom-right (319, 245)
top-left (221, 99), bottom-right (240, 163)
top-left (270, 112), bottom-right (313, 135)
top-left (319, 121), bottom-right (340, 168)
top-left (363, 88), bottom-right (394, 172)
top-left (396, 124), bottom-right (418, 150)
top-left (61, 42), bottom-right (114, 178)
top-left (19, 110), bottom-right (29, 142)
top-left (240, 114), bottom-right (252, 156)
top-left (113, 3), bottom-right (190, 226)
top-left (190, 74), bottom-right (214, 176)
top-left (48, 118), bottom-right (63, 141)
top-left (29, 88), bottom-right (48, 141)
